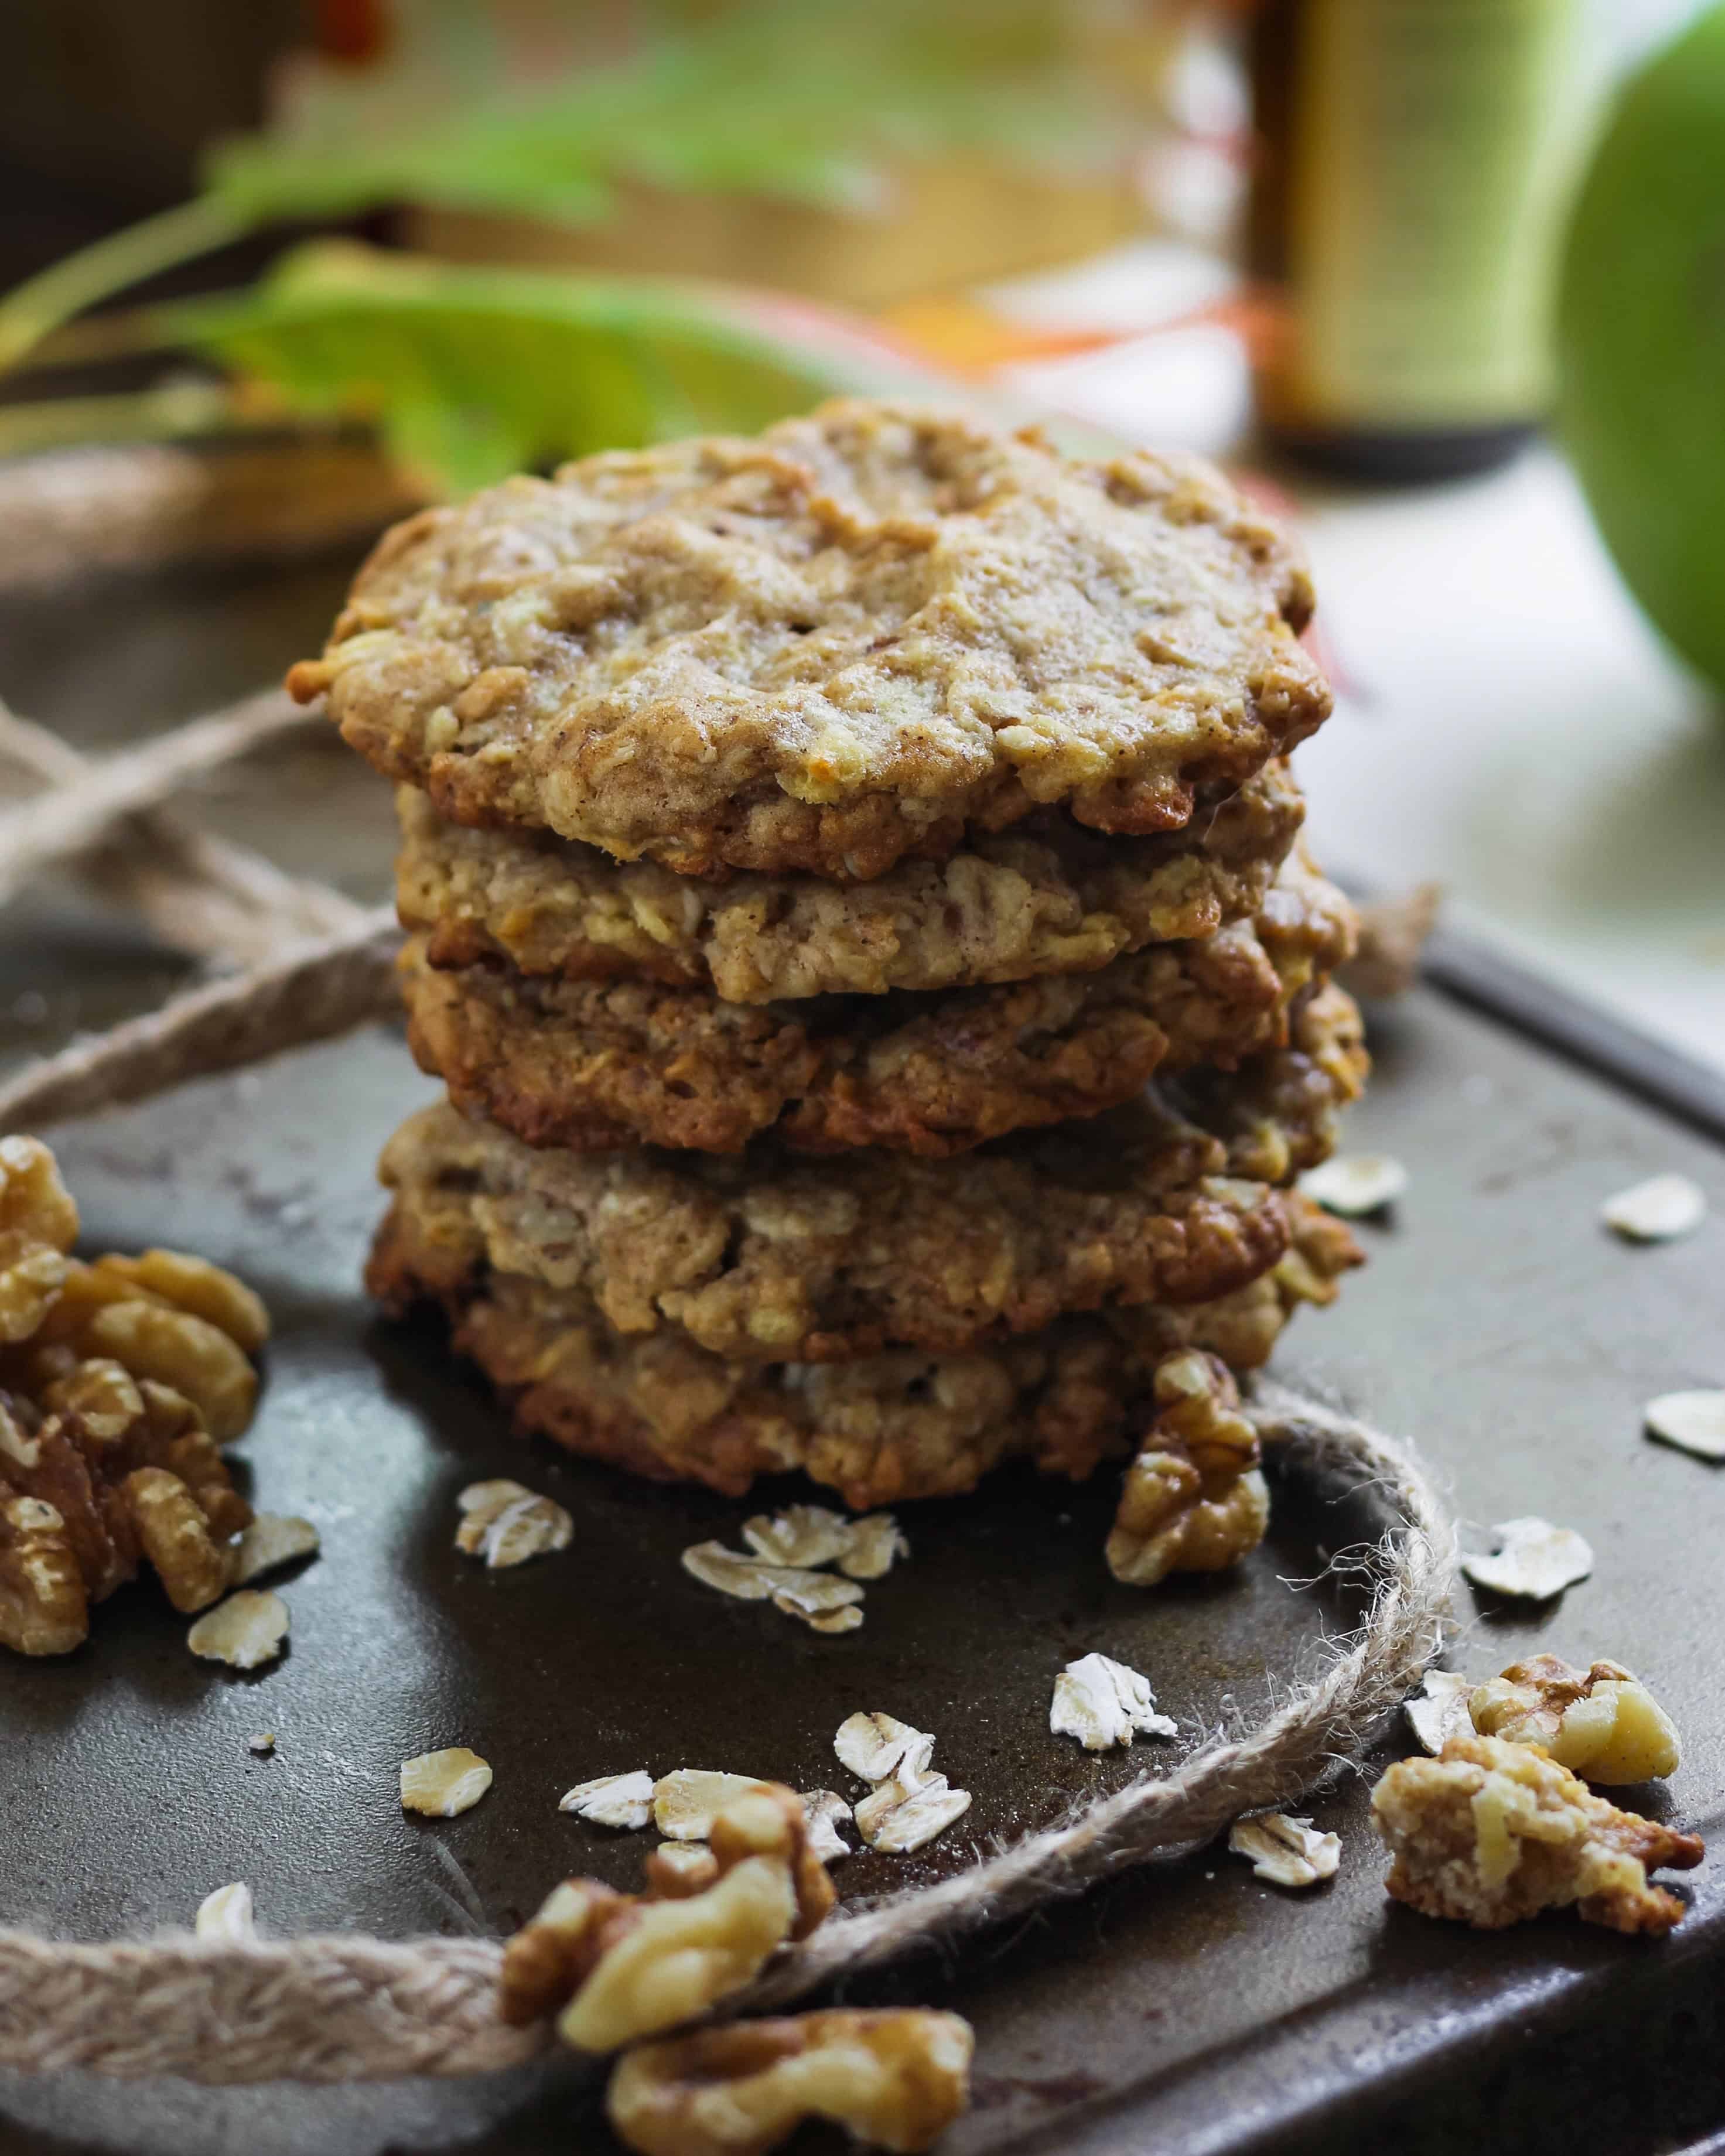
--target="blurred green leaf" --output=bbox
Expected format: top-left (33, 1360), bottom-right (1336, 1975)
top-left (203, 0), bottom-right (1120, 229)
top-left (162, 241), bottom-right (907, 495)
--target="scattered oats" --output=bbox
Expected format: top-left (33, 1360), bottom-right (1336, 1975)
top-left (838, 1512), bottom-right (910, 1580)
top-left (1050, 1652), bottom-right (1177, 1751)
top-left (400, 1747), bottom-right (492, 1817)
top-left (801, 1790), bottom-right (854, 1863)
top-left (560, 1769), bottom-right (654, 1830)
top-left (248, 1733), bottom-right (276, 1756)
top-left (681, 1539), bottom-right (866, 1630)
top-left (654, 1769), bottom-right (763, 1841)
top-left (834, 1712), bottom-right (937, 1789)
top-left (187, 1590), bottom-right (289, 1670)
top-left (1228, 1813), bottom-right (1340, 1888)
top-left (1601, 1173), bottom-right (1706, 1244)
top-left (1300, 1153), bottom-right (1408, 1217)
top-left (741, 1503), bottom-right (853, 1569)
top-left (862, 1778), bottom-right (972, 1854)
top-left (1405, 1670), bottom-right (1475, 1755)
top-left (233, 1513), bottom-right (319, 1584)
top-left (836, 1712), bottom-right (969, 1851)
top-left (455, 1479), bottom-right (573, 1567)
top-left (1461, 1517), bottom-right (1594, 1601)
top-left (1645, 1389), bottom-right (1725, 1462)
top-left (194, 1882), bottom-right (255, 1941)
top-left (649, 1841), bottom-right (719, 1884)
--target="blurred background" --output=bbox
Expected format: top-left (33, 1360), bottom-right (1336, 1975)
top-left (0, 0), bottom-right (1720, 1071)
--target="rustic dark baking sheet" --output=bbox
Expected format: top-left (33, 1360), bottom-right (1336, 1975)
top-left (2, 560), bottom-right (1724, 2156)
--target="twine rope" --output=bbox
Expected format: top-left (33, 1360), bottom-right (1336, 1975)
top-left (0, 692), bottom-right (1455, 2083)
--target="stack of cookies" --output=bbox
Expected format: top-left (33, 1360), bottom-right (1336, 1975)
top-left (290, 401), bottom-right (1365, 1578)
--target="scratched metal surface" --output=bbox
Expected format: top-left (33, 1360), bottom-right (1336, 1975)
top-left (1, 558), bottom-right (1723, 2156)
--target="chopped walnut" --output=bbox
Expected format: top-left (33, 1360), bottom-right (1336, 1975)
top-left (1106, 1351), bottom-right (1268, 1587)
top-left (1468, 1656), bottom-right (1680, 1786)
top-left (1338, 882), bottom-right (1440, 1000)
top-left (1050, 1652), bottom-right (1177, 1751)
top-left (89, 1251), bottom-right (268, 1354)
top-left (1371, 1733), bottom-right (1703, 1933)
top-left (400, 1746), bottom-right (493, 1816)
top-left (1461, 1517), bottom-right (1593, 1601)
top-left (562, 1769), bottom-right (655, 1830)
top-left (606, 2008), bottom-right (974, 2156)
top-left (0, 1376), bottom-right (251, 1653)
top-left (194, 1882), bottom-right (257, 1941)
top-left (503, 1782), bottom-right (830, 2052)
top-left (186, 1588), bottom-right (289, 1670)
top-left (1228, 1813), bottom-right (1340, 1887)
top-left (455, 1478), bottom-right (573, 1567)
top-left (0, 1137), bottom-right (77, 1345)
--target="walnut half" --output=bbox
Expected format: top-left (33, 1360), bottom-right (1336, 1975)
top-left (1105, 1351), bottom-right (1268, 1587)
top-left (1371, 1733), bottom-right (1703, 1934)
top-left (607, 2009), bottom-right (975, 2156)
top-left (498, 1782), bottom-right (832, 2052)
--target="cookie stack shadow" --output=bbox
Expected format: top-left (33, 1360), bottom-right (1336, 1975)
top-left (291, 401), bottom-right (1367, 1577)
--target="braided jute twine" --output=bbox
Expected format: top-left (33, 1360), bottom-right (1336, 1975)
top-left (0, 688), bottom-right (1458, 2085)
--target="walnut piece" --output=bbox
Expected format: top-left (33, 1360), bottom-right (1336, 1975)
top-left (1228, 1813), bottom-right (1340, 1887)
top-left (607, 2008), bottom-right (974, 2156)
top-left (1371, 1733), bottom-right (1703, 1933)
top-left (1461, 1518), bottom-right (1593, 1601)
top-left (1050, 1653), bottom-right (1177, 1751)
top-left (400, 1746), bottom-right (493, 1816)
top-left (1468, 1656), bottom-right (1680, 1786)
top-left (1106, 1351), bottom-right (1268, 1587)
top-left (0, 1376), bottom-right (252, 1654)
top-left (0, 1137), bottom-right (77, 1345)
top-left (186, 1589), bottom-right (289, 1670)
top-left (502, 1782), bottom-right (831, 2052)
top-left (455, 1477), bottom-right (573, 1566)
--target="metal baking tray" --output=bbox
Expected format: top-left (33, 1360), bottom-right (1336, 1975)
top-left (2, 555), bottom-right (1722, 2156)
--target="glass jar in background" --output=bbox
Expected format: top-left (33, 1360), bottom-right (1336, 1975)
top-left (1247, 0), bottom-right (1589, 481)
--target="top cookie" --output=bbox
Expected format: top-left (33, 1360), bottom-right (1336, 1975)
top-left (289, 400), bottom-right (1330, 880)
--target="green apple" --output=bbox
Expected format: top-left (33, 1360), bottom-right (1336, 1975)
top-left (1559, 4), bottom-right (1725, 692)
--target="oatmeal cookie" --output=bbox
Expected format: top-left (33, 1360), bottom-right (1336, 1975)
top-left (291, 401), bottom-right (1328, 879)
top-left (394, 759), bottom-right (1307, 1002)
top-left (367, 1184), bottom-right (1359, 1505)
top-left (399, 863), bottom-right (1358, 1156)
top-left (1169, 980), bottom-right (1368, 1183)
top-left (374, 1091), bottom-right (1304, 1364)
